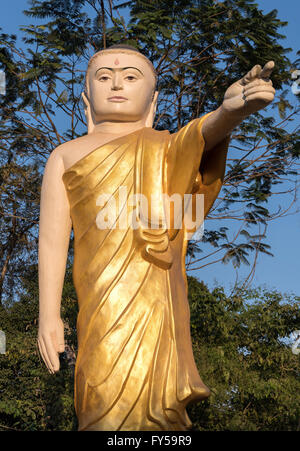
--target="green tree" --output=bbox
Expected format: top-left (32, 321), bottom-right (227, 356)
top-left (188, 277), bottom-right (300, 431)
top-left (0, 0), bottom-right (299, 302)
top-left (0, 273), bottom-right (299, 431)
top-left (0, 264), bottom-right (78, 431)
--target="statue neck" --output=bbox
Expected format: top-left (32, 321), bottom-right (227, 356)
top-left (91, 120), bottom-right (147, 135)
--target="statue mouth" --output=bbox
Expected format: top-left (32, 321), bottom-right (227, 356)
top-left (107, 96), bottom-right (128, 102)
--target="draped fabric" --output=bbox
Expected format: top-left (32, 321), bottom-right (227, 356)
top-left (62, 114), bottom-right (229, 431)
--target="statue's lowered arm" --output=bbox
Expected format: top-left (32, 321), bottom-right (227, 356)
top-left (38, 149), bottom-right (72, 374)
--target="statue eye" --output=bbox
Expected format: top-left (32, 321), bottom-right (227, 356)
top-left (99, 75), bottom-right (110, 82)
top-left (125, 75), bottom-right (137, 82)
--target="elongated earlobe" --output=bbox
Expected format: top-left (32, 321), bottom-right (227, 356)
top-left (145, 91), bottom-right (159, 128)
top-left (81, 92), bottom-right (95, 134)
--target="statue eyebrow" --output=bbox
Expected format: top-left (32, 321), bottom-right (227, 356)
top-left (95, 66), bottom-right (144, 75)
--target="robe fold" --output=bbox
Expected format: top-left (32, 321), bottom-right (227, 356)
top-left (62, 114), bottom-right (229, 431)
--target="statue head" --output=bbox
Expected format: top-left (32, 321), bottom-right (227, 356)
top-left (82, 44), bottom-right (159, 133)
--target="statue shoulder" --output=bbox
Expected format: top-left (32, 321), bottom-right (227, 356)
top-left (143, 127), bottom-right (170, 144)
top-left (49, 134), bottom-right (92, 173)
top-left (147, 127), bottom-right (170, 136)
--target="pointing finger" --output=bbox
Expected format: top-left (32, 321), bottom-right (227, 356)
top-left (260, 61), bottom-right (275, 80)
top-left (242, 64), bottom-right (262, 84)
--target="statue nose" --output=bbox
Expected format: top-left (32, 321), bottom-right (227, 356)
top-left (112, 73), bottom-right (123, 90)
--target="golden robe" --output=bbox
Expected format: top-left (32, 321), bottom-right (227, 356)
top-left (62, 114), bottom-right (229, 431)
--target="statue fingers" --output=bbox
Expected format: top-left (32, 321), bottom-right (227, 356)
top-left (57, 336), bottom-right (65, 353)
top-left (244, 91), bottom-right (275, 104)
top-left (260, 61), bottom-right (275, 81)
top-left (38, 337), bottom-right (54, 374)
top-left (243, 79), bottom-right (273, 93)
top-left (47, 344), bottom-right (60, 372)
top-left (44, 333), bottom-right (60, 372)
top-left (243, 85), bottom-right (275, 97)
top-left (243, 79), bottom-right (261, 90)
top-left (37, 338), bottom-right (47, 369)
top-left (50, 329), bottom-right (64, 353)
top-left (242, 64), bottom-right (262, 85)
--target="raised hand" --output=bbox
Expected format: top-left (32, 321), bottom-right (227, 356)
top-left (222, 61), bottom-right (276, 117)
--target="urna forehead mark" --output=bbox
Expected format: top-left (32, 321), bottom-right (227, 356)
top-left (114, 58), bottom-right (120, 65)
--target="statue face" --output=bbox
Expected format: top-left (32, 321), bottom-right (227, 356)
top-left (87, 52), bottom-right (156, 124)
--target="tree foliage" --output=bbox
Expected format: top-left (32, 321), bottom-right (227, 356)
top-left (188, 277), bottom-right (300, 431)
top-left (0, 0), bottom-right (299, 301)
top-left (0, 273), bottom-right (299, 431)
top-left (0, 265), bottom-right (78, 431)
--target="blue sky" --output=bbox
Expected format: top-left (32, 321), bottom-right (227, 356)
top-left (0, 0), bottom-right (299, 296)
top-left (197, 0), bottom-right (300, 295)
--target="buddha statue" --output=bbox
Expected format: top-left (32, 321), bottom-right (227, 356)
top-left (38, 44), bottom-right (275, 430)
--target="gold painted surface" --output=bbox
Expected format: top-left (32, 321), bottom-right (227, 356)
top-left (62, 114), bottom-right (229, 431)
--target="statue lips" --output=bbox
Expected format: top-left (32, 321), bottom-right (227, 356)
top-left (107, 96), bottom-right (128, 102)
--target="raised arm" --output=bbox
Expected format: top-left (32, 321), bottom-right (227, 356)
top-left (202, 61), bottom-right (276, 151)
top-left (38, 148), bottom-right (72, 374)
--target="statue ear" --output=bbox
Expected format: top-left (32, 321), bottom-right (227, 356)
top-left (81, 92), bottom-right (95, 134)
top-left (145, 91), bottom-right (158, 128)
